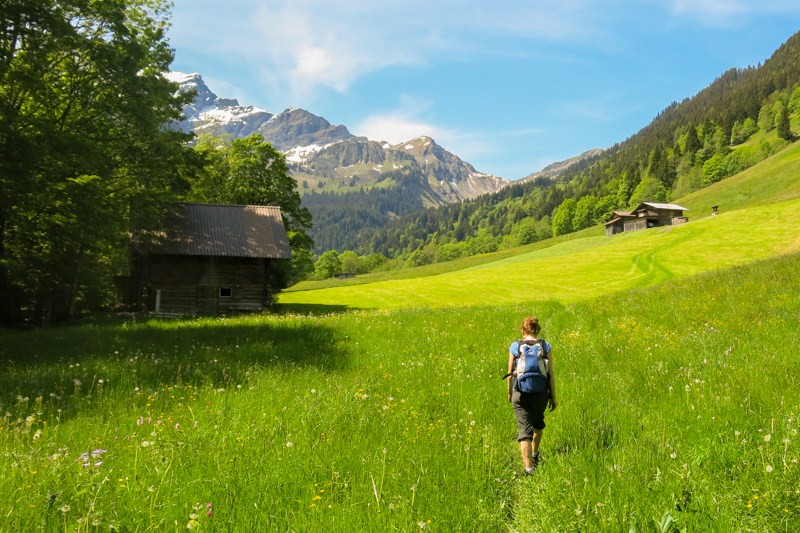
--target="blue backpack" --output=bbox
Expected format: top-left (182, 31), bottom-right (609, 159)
top-left (512, 339), bottom-right (550, 395)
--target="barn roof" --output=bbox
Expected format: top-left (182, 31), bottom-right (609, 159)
top-left (604, 210), bottom-right (633, 224)
top-left (137, 203), bottom-right (291, 259)
top-left (638, 202), bottom-right (689, 211)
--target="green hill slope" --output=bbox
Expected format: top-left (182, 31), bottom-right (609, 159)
top-left (679, 138), bottom-right (800, 215)
top-left (279, 141), bottom-right (800, 309)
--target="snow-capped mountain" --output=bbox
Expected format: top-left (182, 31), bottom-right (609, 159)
top-left (165, 71), bottom-right (274, 139)
top-left (166, 71), bottom-right (509, 205)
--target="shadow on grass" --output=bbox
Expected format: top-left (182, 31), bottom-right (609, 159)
top-left (0, 315), bottom-right (351, 421)
top-left (274, 303), bottom-right (354, 315)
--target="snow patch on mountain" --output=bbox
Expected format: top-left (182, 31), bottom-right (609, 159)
top-left (284, 143), bottom-right (339, 164)
top-left (197, 106), bottom-right (270, 125)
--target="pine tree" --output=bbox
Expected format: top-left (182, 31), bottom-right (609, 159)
top-left (776, 103), bottom-right (793, 140)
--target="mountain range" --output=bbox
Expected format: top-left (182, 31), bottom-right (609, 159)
top-left (166, 72), bottom-right (511, 206)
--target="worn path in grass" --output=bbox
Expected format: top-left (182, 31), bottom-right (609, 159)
top-left (278, 197), bottom-right (800, 309)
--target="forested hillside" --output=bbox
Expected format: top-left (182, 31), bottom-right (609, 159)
top-left (302, 167), bottom-right (440, 252)
top-left (314, 30), bottom-right (800, 275)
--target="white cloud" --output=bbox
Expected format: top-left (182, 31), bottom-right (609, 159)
top-left (357, 114), bottom-right (437, 146)
top-left (355, 108), bottom-right (499, 169)
top-left (354, 101), bottom-right (544, 177)
top-left (248, 2), bottom-right (425, 101)
top-left (354, 95), bottom-right (437, 143)
top-left (670, 0), bottom-right (748, 24)
top-left (170, 0), bottom-right (618, 104)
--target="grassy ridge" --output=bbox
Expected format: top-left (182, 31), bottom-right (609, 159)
top-left (285, 227), bottom-right (604, 293)
top-left (679, 140), bottom-right (800, 216)
top-left (278, 196), bottom-right (800, 309)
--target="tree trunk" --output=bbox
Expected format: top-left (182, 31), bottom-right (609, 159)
top-left (67, 247), bottom-right (83, 320)
top-left (0, 210), bottom-right (19, 326)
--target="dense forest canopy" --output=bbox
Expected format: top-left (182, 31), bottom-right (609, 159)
top-left (0, 0), bottom-right (193, 325)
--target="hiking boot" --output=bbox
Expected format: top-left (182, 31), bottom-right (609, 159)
top-left (532, 453), bottom-right (540, 468)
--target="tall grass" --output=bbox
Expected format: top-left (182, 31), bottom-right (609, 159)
top-left (2, 253), bottom-right (798, 531)
top-left (514, 252), bottom-right (800, 531)
top-left (2, 143), bottom-right (799, 531)
top-left (1, 308), bottom-right (521, 530)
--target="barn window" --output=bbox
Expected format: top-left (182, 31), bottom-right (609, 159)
top-left (219, 287), bottom-right (232, 298)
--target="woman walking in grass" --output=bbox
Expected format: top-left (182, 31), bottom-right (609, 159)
top-left (506, 316), bottom-right (557, 475)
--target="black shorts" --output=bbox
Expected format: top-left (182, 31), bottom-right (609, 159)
top-left (511, 389), bottom-right (548, 441)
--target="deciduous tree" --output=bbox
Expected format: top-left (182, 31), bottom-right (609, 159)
top-left (572, 195), bottom-right (597, 231)
top-left (0, 0), bottom-right (193, 325)
top-left (314, 250), bottom-right (341, 279)
top-left (551, 198), bottom-right (577, 236)
top-left (628, 176), bottom-right (667, 207)
top-left (189, 134), bottom-right (314, 287)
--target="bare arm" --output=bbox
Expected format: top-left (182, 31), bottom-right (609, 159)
top-left (548, 350), bottom-right (557, 411)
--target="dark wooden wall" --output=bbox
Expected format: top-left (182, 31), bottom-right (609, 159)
top-left (137, 255), bottom-right (272, 315)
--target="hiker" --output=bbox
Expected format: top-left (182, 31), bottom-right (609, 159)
top-left (506, 316), bottom-right (556, 475)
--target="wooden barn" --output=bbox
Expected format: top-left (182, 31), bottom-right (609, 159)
top-left (123, 203), bottom-right (291, 315)
top-left (605, 202), bottom-right (689, 236)
top-left (604, 210), bottom-right (636, 236)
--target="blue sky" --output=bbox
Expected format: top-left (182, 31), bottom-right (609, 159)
top-left (167, 1), bottom-right (800, 180)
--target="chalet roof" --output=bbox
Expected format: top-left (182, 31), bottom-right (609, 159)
top-left (637, 202), bottom-right (689, 211)
top-left (604, 210), bottom-right (633, 225)
top-left (137, 203), bottom-right (291, 259)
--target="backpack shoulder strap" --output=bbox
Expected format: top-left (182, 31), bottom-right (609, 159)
top-left (539, 338), bottom-right (550, 357)
top-left (512, 339), bottom-right (525, 357)
top-left (503, 339), bottom-right (524, 380)
top-left (520, 338), bottom-right (549, 363)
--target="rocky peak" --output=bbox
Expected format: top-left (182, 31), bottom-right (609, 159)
top-left (165, 71), bottom-right (217, 111)
top-left (258, 108), bottom-right (354, 151)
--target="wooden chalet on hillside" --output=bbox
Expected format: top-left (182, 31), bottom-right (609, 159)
top-left (121, 203), bottom-right (291, 315)
top-left (604, 202), bottom-right (689, 236)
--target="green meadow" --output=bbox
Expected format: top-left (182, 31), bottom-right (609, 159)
top-left (2, 144), bottom-right (800, 531)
